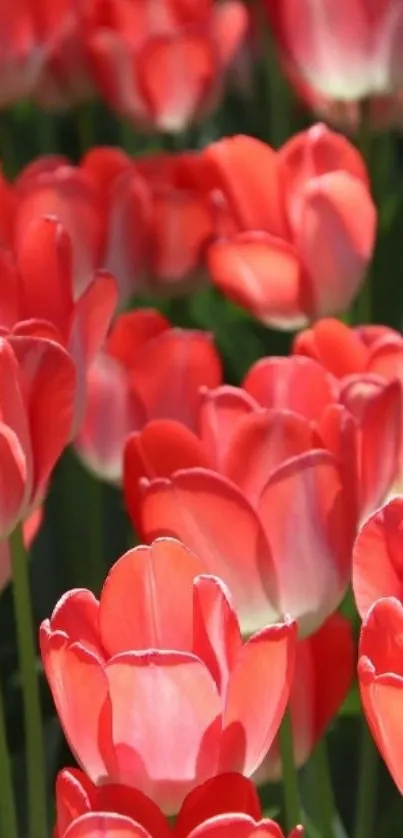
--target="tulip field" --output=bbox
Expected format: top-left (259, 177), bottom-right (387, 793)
top-left (2, 2), bottom-right (403, 838)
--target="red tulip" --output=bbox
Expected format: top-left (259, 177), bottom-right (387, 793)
top-left (83, 0), bottom-right (248, 133)
top-left (0, 215), bottom-right (117, 432)
top-left (195, 125), bottom-right (376, 328)
top-left (128, 351), bottom-right (400, 635)
top-left (254, 613), bottom-right (354, 781)
top-left (358, 596), bottom-right (403, 794)
top-left (263, 0), bottom-right (403, 124)
top-left (41, 538), bottom-right (296, 813)
top-left (81, 147), bottom-right (216, 301)
top-left (75, 309), bottom-right (222, 482)
top-left (0, 334), bottom-right (75, 537)
top-left (55, 769), bottom-right (303, 838)
top-left (353, 498), bottom-right (403, 619)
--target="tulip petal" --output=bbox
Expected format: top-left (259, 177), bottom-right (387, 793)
top-left (17, 217), bottom-right (73, 339)
top-left (224, 410), bottom-right (313, 505)
top-left (99, 539), bottom-right (205, 656)
top-left (124, 420), bottom-right (210, 533)
top-left (64, 813), bottom-right (150, 838)
top-left (175, 774), bottom-right (261, 838)
top-left (257, 450), bottom-right (352, 635)
top-left (40, 630), bottom-right (111, 784)
top-left (353, 499), bottom-right (403, 619)
top-left (297, 172), bottom-right (376, 317)
top-left (193, 575), bottom-right (242, 695)
top-left (106, 650), bottom-right (222, 813)
top-left (243, 356), bottom-right (337, 421)
top-left (202, 136), bottom-right (287, 237)
top-left (141, 469), bottom-right (279, 634)
top-left (9, 336), bottom-right (76, 499)
top-left (129, 330), bottom-right (222, 431)
top-left (75, 352), bottom-right (145, 483)
top-left (359, 598), bottom-right (403, 795)
top-left (208, 234), bottom-right (306, 330)
top-left (49, 590), bottom-right (100, 650)
top-left (106, 310), bottom-right (170, 368)
top-left (198, 386), bottom-right (259, 471)
top-left (221, 620), bottom-right (296, 775)
top-left (188, 815), bottom-right (285, 838)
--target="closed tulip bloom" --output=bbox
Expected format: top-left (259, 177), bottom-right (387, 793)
top-left (196, 125), bottom-right (376, 329)
top-left (41, 538), bottom-right (296, 814)
top-left (0, 334), bottom-right (75, 537)
top-left (83, 0), bottom-right (248, 134)
top-left (75, 308), bottom-right (222, 483)
top-left (55, 769), bottom-right (303, 838)
top-left (264, 0), bottom-right (403, 104)
top-left (358, 596), bottom-right (403, 794)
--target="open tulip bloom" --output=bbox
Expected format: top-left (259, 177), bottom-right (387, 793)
top-left (41, 538), bottom-right (296, 814)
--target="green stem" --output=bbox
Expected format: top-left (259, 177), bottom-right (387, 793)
top-left (9, 523), bottom-right (48, 838)
top-left (353, 723), bottom-right (378, 838)
top-left (312, 740), bottom-right (336, 838)
top-left (0, 678), bottom-right (18, 838)
top-left (279, 709), bottom-right (302, 832)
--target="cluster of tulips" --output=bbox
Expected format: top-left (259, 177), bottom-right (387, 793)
top-left (2, 2), bottom-right (403, 838)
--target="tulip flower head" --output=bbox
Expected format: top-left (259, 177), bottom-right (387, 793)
top-left (41, 538), bottom-right (296, 814)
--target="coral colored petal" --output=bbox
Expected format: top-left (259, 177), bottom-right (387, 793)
top-left (56, 768), bottom-right (94, 836)
top-left (106, 310), bottom-right (170, 368)
top-left (359, 598), bottom-right (403, 795)
top-left (99, 539), bottom-right (205, 656)
top-left (208, 235), bottom-right (306, 330)
top-left (353, 499), bottom-right (403, 619)
top-left (9, 337), bottom-right (76, 499)
top-left (243, 356), bottom-right (337, 421)
top-left (75, 352), bottom-right (145, 483)
top-left (193, 575), bottom-right (242, 694)
top-left (297, 172), bottom-right (376, 317)
top-left (141, 469), bottom-right (279, 634)
top-left (198, 386), bottom-right (258, 472)
top-left (124, 421), bottom-right (210, 532)
top-left (258, 451), bottom-right (353, 636)
top-left (40, 632), bottom-right (111, 784)
top-left (64, 813), bottom-right (150, 838)
top-left (342, 378), bottom-right (402, 521)
top-left (129, 330), bottom-right (222, 431)
top-left (203, 136), bottom-right (287, 237)
top-left (139, 35), bottom-right (214, 133)
top-left (50, 590), bottom-right (100, 651)
top-left (17, 217), bottom-right (73, 339)
top-left (224, 410), bottom-right (313, 505)
top-left (221, 620), bottom-right (296, 775)
top-left (293, 318), bottom-right (369, 378)
top-left (188, 816), bottom-right (285, 838)
top-left (69, 270), bottom-right (118, 369)
top-left (175, 774), bottom-right (261, 838)
top-left (106, 650), bottom-right (222, 813)
top-left (96, 785), bottom-right (170, 838)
